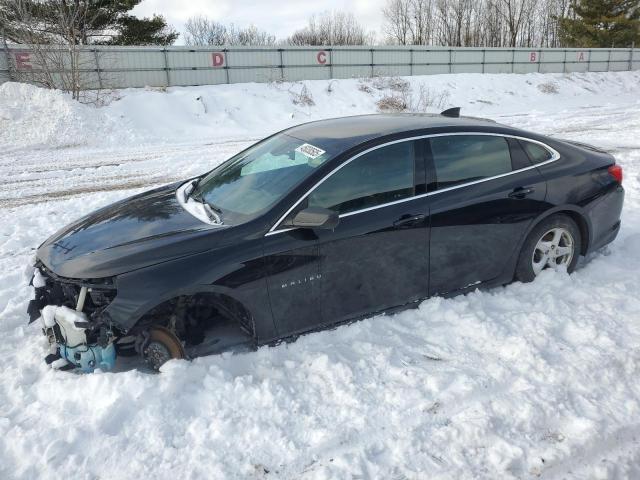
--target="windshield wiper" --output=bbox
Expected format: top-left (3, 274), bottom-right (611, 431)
top-left (200, 197), bottom-right (223, 225)
top-left (184, 178), bottom-right (202, 203)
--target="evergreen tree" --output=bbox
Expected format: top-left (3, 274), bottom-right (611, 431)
top-left (558, 0), bottom-right (640, 47)
top-left (0, 0), bottom-right (178, 45)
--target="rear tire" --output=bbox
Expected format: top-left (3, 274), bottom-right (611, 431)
top-left (515, 214), bottom-right (581, 283)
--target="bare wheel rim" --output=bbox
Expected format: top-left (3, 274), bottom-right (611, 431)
top-left (531, 227), bottom-right (574, 276)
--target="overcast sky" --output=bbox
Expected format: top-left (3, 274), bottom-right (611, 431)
top-left (132, 0), bottom-right (387, 44)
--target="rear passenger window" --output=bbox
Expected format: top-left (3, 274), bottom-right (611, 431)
top-left (520, 140), bottom-right (553, 164)
top-left (430, 135), bottom-right (512, 188)
top-left (307, 141), bottom-right (415, 215)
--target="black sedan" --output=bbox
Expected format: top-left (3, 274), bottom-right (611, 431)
top-left (28, 110), bottom-right (624, 371)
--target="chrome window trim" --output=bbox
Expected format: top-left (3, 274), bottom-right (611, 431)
top-left (265, 132), bottom-right (560, 237)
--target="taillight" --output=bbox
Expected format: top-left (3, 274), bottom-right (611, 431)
top-left (608, 164), bottom-right (623, 184)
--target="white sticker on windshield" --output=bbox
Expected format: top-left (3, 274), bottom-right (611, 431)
top-left (295, 143), bottom-right (326, 160)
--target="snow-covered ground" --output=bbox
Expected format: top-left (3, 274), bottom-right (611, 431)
top-left (0, 71), bottom-right (639, 479)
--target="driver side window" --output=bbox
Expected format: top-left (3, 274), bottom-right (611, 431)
top-left (307, 141), bottom-right (416, 215)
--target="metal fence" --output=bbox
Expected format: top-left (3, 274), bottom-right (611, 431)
top-left (1, 45), bottom-right (638, 89)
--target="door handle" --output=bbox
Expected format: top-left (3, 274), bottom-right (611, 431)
top-left (508, 187), bottom-right (535, 199)
top-left (393, 214), bottom-right (426, 228)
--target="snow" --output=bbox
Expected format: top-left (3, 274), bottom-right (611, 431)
top-left (176, 180), bottom-right (226, 226)
top-left (1, 71), bottom-right (640, 479)
top-left (39, 305), bottom-right (57, 328)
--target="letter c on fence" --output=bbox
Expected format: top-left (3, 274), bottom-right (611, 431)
top-left (212, 52), bottom-right (225, 67)
top-left (530, 52), bottom-right (537, 62)
top-left (15, 52), bottom-right (32, 70)
top-left (317, 51), bottom-right (327, 64)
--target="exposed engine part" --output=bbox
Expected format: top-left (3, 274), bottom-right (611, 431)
top-left (51, 357), bottom-right (74, 371)
top-left (28, 262), bottom-right (117, 324)
top-left (114, 336), bottom-right (137, 357)
top-left (59, 343), bottom-right (116, 372)
top-left (76, 286), bottom-right (88, 312)
top-left (137, 326), bottom-right (185, 371)
top-left (40, 305), bottom-right (117, 373)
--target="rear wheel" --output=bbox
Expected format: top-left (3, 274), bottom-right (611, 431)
top-left (515, 214), bottom-right (581, 282)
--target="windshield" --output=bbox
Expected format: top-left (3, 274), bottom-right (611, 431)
top-left (192, 134), bottom-right (332, 225)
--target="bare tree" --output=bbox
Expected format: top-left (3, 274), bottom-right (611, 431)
top-left (183, 16), bottom-right (275, 46)
top-left (288, 11), bottom-right (374, 46)
top-left (489, 0), bottom-right (536, 47)
top-left (0, 0), bottom-right (101, 100)
top-left (183, 16), bottom-right (228, 46)
top-left (381, 0), bottom-right (576, 47)
top-left (382, 0), bottom-right (412, 44)
top-left (410, 0), bottom-right (435, 45)
top-left (382, 0), bottom-right (436, 45)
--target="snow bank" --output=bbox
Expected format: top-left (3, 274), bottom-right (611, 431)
top-left (2, 70), bottom-right (640, 151)
top-left (0, 83), bottom-right (133, 151)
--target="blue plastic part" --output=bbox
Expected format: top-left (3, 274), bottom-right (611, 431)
top-left (59, 343), bottom-right (116, 373)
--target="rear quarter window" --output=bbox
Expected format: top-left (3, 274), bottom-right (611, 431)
top-left (520, 140), bottom-right (553, 164)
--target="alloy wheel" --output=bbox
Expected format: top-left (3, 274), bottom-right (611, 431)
top-left (532, 227), bottom-right (574, 275)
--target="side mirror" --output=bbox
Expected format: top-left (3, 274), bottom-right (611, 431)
top-left (283, 207), bottom-right (340, 230)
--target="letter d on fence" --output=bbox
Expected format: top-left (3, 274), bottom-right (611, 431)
top-left (212, 52), bottom-right (225, 67)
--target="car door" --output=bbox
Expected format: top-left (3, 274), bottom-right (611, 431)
top-left (426, 134), bottom-right (549, 296)
top-left (263, 228), bottom-right (323, 338)
top-left (307, 139), bottom-right (430, 325)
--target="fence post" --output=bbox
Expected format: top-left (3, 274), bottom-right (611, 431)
top-left (449, 48), bottom-right (453, 73)
top-left (562, 49), bottom-right (567, 73)
top-left (224, 49), bottom-right (230, 84)
top-left (162, 48), bottom-right (170, 87)
top-left (370, 48), bottom-right (374, 77)
top-left (629, 43), bottom-right (634, 71)
top-left (410, 48), bottom-right (413, 76)
top-left (481, 48), bottom-right (485, 74)
top-left (278, 48), bottom-right (284, 81)
top-left (329, 48), bottom-right (333, 79)
top-left (607, 48), bottom-right (611, 72)
top-left (93, 48), bottom-right (103, 89)
top-left (511, 49), bottom-right (515, 73)
top-left (1, 29), bottom-right (12, 82)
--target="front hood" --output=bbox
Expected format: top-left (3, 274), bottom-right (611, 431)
top-left (37, 183), bottom-right (226, 278)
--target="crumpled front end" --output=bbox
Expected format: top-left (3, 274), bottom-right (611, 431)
top-left (28, 261), bottom-right (119, 373)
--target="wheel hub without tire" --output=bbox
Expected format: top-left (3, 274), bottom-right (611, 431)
top-left (142, 327), bottom-right (186, 371)
top-left (532, 227), bottom-right (574, 275)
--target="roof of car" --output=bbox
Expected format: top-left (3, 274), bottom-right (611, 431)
top-left (284, 113), bottom-right (511, 154)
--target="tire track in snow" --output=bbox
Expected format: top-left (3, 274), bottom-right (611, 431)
top-left (0, 140), bottom-right (253, 208)
top-left (539, 423), bottom-right (640, 479)
top-left (275, 373), bottom-right (518, 478)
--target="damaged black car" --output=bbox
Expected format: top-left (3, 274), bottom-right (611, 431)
top-left (28, 111), bottom-right (624, 372)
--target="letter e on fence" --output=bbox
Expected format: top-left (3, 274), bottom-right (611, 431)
top-left (317, 51), bottom-right (327, 64)
top-left (15, 51), bottom-right (32, 70)
top-left (211, 52), bottom-right (225, 67)
top-left (529, 52), bottom-right (537, 62)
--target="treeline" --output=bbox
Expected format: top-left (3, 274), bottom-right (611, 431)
top-left (1, 0), bottom-right (638, 48)
top-left (183, 1), bottom-right (640, 48)
top-left (381, 0), bottom-right (640, 48)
